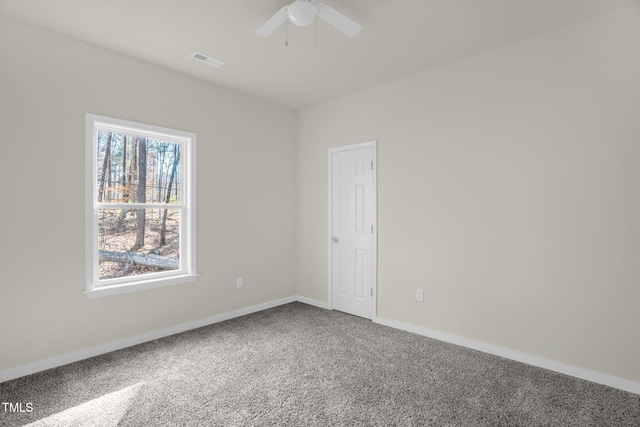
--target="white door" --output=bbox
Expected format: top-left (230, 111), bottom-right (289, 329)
top-left (329, 142), bottom-right (376, 319)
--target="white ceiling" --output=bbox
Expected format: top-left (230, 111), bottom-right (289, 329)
top-left (1, 0), bottom-right (636, 109)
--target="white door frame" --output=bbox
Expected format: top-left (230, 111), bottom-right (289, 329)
top-left (328, 140), bottom-right (377, 319)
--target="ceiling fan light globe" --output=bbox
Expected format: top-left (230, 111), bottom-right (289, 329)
top-left (287, 1), bottom-right (317, 27)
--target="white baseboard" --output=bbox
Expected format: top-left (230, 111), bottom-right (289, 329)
top-left (373, 316), bottom-right (640, 396)
top-left (3, 296), bottom-right (639, 397)
top-left (0, 296), bottom-right (296, 384)
top-left (294, 295), bottom-right (331, 310)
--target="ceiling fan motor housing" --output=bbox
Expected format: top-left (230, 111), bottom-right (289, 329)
top-left (287, 0), bottom-right (317, 27)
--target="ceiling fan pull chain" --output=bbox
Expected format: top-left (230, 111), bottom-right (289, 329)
top-left (285, 18), bottom-right (289, 46)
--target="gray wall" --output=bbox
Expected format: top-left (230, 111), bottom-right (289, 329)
top-left (0, 15), bottom-right (296, 372)
top-left (296, 7), bottom-right (640, 383)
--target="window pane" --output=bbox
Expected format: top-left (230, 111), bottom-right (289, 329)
top-left (96, 131), bottom-right (181, 204)
top-left (98, 208), bottom-right (180, 280)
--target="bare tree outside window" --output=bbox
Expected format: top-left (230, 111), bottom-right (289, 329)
top-left (96, 130), bottom-right (182, 280)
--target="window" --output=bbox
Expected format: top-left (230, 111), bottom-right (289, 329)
top-left (85, 114), bottom-right (196, 298)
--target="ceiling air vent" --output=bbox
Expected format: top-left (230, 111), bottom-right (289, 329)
top-left (190, 51), bottom-right (224, 68)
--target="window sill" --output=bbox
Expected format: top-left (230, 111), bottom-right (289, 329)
top-left (85, 274), bottom-right (198, 299)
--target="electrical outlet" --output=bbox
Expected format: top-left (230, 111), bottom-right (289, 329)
top-left (416, 289), bottom-right (424, 302)
top-left (236, 277), bottom-right (243, 288)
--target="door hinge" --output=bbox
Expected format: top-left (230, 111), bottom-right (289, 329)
top-left (370, 289), bottom-right (373, 297)
top-left (371, 225), bottom-right (373, 233)
top-left (371, 161), bottom-right (373, 170)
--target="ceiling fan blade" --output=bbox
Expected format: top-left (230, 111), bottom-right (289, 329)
top-left (256, 6), bottom-right (288, 37)
top-left (316, 3), bottom-right (362, 37)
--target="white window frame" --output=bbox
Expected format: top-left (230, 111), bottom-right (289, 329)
top-left (85, 114), bottom-right (197, 299)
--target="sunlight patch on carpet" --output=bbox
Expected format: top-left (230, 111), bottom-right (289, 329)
top-left (24, 382), bottom-right (144, 427)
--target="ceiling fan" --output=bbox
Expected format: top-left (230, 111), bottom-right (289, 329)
top-left (256, 0), bottom-right (362, 38)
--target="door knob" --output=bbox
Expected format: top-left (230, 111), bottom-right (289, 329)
top-left (332, 237), bottom-right (339, 243)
